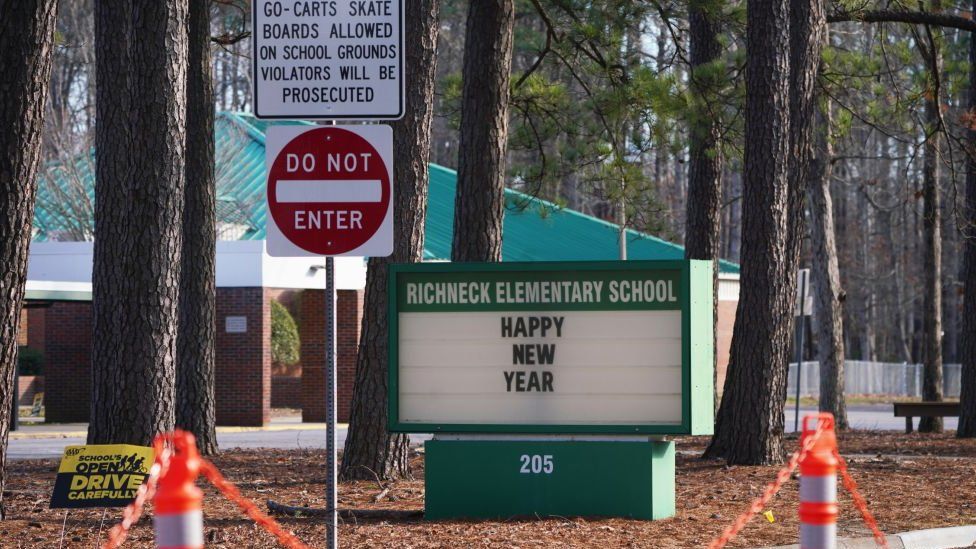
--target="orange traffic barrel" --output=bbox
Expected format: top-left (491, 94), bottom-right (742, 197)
top-left (153, 431), bottom-right (204, 549)
top-left (798, 413), bottom-right (838, 549)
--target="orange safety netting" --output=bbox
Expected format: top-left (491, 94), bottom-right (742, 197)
top-left (707, 422), bottom-right (827, 549)
top-left (101, 423), bottom-right (887, 549)
top-left (101, 434), bottom-right (313, 549)
top-left (707, 420), bottom-right (889, 549)
top-left (834, 448), bottom-right (888, 548)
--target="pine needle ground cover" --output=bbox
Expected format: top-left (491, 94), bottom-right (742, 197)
top-left (3, 432), bottom-right (975, 548)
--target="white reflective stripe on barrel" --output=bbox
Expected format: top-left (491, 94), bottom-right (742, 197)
top-left (800, 522), bottom-right (837, 549)
top-left (799, 475), bottom-right (836, 503)
top-left (154, 510), bottom-right (204, 548)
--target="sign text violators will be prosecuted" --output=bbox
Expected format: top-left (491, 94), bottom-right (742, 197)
top-left (252, 0), bottom-right (404, 119)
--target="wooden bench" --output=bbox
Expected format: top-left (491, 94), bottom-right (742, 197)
top-left (893, 401), bottom-right (959, 433)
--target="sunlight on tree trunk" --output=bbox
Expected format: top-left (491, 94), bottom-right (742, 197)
top-left (89, 0), bottom-right (187, 446)
top-left (452, 0), bottom-right (515, 262)
top-left (177, 0), bottom-right (218, 455)
top-left (807, 95), bottom-right (848, 429)
top-left (341, 0), bottom-right (440, 481)
top-left (0, 0), bottom-right (58, 518)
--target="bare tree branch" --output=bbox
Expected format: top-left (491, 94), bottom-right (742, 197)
top-left (828, 9), bottom-right (976, 32)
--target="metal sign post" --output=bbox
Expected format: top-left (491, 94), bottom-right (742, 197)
top-left (264, 125), bottom-right (393, 549)
top-left (11, 361), bottom-right (18, 432)
top-left (794, 269), bottom-right (810, 432)
top-left (325, 256), bottom-right (337, 549)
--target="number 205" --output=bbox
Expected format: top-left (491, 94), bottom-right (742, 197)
top-left (519, 454), bottom-right (553, 474)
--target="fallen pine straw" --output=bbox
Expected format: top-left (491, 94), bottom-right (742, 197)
top-left (2, 431), bottom-right (975, 548)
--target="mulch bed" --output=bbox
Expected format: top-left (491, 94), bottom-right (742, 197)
top-left (2, 431), bottom-right (975, 548)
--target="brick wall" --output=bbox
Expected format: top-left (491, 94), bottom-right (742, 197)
top-left (35, 288), bottom-right (279, 427)
top-left (271, 376), bottom-right (302, 408)
top-left (44, 301), bottom-right (92, 423)
top-left (301, 289), bottom-right (362, 422)
top-left (17, 308), bottom-right (28, 346)
top-left (215, 287), bottom-right (271, 426)
top-left (35, 287), bottom-right (358, 426)
top-left (716, 299), bottom-right (738, 396)
top-left (17, 375), bottom-right (44, 406)
top-left (27, 307), bottom-right (46, 352)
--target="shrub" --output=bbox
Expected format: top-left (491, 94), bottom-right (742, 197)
top-left (271, 300), bottom-right (300, 366)
top-left (18, 346), bottom-right (43, 375)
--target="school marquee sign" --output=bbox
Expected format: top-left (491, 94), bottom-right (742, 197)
top-left (388, 260), bottom-right (714, 436)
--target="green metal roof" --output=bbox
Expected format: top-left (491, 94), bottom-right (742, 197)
top-left (425, 163), bottom-right (739, 272)
top-left (33, 112), bottom-right (738, 273)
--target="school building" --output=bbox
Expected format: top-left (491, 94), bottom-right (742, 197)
top-left (17, 112), bottom-right (740, 426)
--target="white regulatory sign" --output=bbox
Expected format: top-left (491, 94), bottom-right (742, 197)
top-left (265, 125), bottom-right (394, 257)
top-left (252, 0), bottom-right (404, 120)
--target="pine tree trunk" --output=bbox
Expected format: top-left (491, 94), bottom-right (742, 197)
top-left (920, 23), bottom-right (944, 433)
top-left (705, 0), bottom-right (824, 464)
top-left (91, 0), bottom-right (133, 442)
top-left (340, 0), bottom-right (439, 481)
top-left (958, 4), bottom-right (976, 438)
top-left (685, 0), bottom-right (724, 415)
top-left (0, 0), bottom-right (58, 518)
top-left (451, 0), bottom-right (514, 262)
top-left (176, 0), bottom-right (218, 455)
top-left (704, 0), bottom-right (794, 464)
top-left (807, 97), bottom-right (848, 429)
top-left (89, 0), bottom-right (187, 446)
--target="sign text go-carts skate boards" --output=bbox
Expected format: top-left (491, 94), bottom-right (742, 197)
top-left (253, 0), bottom-right (404, 119)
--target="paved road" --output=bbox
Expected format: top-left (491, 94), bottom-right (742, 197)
top-left (9, 428), bottom-right (345, 461)
top-left (784, 404), bottom-right (958, 432)
top-left (8, 422), bottom-right (430, 460)
top-left (7, 404), bottom-right (955, 460)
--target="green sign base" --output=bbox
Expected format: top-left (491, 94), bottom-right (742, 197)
top-left (424, 439), bottom-right (675, 520)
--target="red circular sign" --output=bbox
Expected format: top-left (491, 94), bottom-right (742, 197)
top-left (268, 127), bottom-right (390, 255)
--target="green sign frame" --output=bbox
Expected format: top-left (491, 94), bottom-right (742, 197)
top-left (387, 260), bottom-right (714, 435)
top-left (424, 439), bottom-right (676, 520)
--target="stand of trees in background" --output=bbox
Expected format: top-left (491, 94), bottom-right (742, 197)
top-left (0, 0), bottom-right (59, 518)
top-left (8, 0), bottom-right (976, 487)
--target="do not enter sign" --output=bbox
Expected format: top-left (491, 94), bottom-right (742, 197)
top-left (266, 125), bottom-right (393, 257)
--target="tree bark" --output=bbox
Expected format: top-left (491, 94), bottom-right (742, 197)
top-left (958, 6), bottom-right (976, 437)
top-left (685, 0), bottom-right (724, 415)
top-left (90, 0), bottom-right (133, 441)
top-left (920, 16), bottom-right (944, 433)
top-left (89, 0), bottom-right (187, 446)
top-left (705, 0), bottom-right (825, 464)
top-left (0, 0), bottom-right (58, 519)
top-left (807, 97), bottom-right (848, 429)
top-left (340, 0), bottom-right (439, 481)
top-left (451, 0), bottom-right (515, 262)
top-left (704, 0), bottom-right (795, 465)
top-left (176, 0), bottom-right (217, 455)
